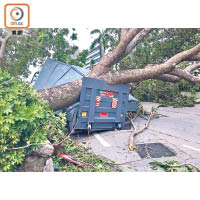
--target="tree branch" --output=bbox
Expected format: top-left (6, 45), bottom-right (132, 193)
top-left (185, 53), bottom-right (200, 61)
top-left (120, 28), bottom-right (129, 39)
top-left (38, 79), bottom-right (82, 110)
top-left (0, 33), bottom-right (12, 69)
top-left (7, 142), bottom-right (48, 150)
top-left (38, 31), bottom-right (200, 111)
top-left (115, 28), bottom-right (153, 64)
top-left (39, 29), bottom-right (144, 110)
top-left (87, 28), bottom-right (143, 77)
top-left (99, 43), bottom-right (200, 84)
top-left (123, 28), bottom-right (154, 58)
top-left (154, 74), bottom-right (181, 83)
top-left (185, 63), bottom-right (200, 72)
top-left (154, 63), bottom-right (200, 83)
top-left (129, 108), bottom-right (157, 151)
top-left (169, 68), bottom-right (200, 84)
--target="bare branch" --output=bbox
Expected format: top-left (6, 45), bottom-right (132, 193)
top-left (154, 74), bottom-right (181, 83)
top-left (129, 108), bottom-right (157, 151)
top-left (185, 53), bottom-right (200, 61)
top-left (99, 43), bottom-right (200, 84)
top-left (124, 28), bottom-right (154, 57)
top-left (38, 79), bottom-right (82, 110)
top-left (153, 63), bottom-right (200, 83)
top-left (120, 28), bottom-right (129, 39)
top-left (7, 142), bottom-right (48, 150)
top-left (88, 28), bottom-right (143, 77)
top-left (115, 28), bottom-right (153, 64)
top-left (38, 30), bottom-right (200, 111)
top-left (185, 63), bottom-right (200, 72)
top-left (169, 68), bottom-right (200, 84)
top-left (157, 63), bottom-right (200, 83)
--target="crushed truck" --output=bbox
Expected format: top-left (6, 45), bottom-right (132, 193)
top-left (33, 58), bottom-right (138, 133)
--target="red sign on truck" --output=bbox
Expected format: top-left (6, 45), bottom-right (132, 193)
top-left (100, 90), bottom-right (114, 98)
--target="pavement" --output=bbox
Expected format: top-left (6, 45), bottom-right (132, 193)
top-left (71, 102), bottom-right (200, 172)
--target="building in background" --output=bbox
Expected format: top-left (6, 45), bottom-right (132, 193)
top-left (85, 43), bottom-right (101, 69)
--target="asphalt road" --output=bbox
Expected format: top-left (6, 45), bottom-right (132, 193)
top-left (72, 103), bottom-right (200, 172)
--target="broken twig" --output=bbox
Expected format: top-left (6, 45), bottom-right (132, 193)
top-left (128, 107), bottom-right (157, 151)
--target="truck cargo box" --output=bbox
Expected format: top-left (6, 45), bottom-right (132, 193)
top-left (70, 77), bottom-right (129, 132)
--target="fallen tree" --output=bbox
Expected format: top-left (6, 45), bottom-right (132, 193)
top-left (1, 29), bottom-right (200, 110)
top-left (37, 28), bottom-right (200, 110)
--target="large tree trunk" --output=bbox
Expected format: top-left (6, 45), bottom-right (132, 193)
top-left (36, 28), bottom-right (200, 110)
top-left (38, 28), bottom-right (143, 110)
top-left (1, 29), bottom-right (199, 111)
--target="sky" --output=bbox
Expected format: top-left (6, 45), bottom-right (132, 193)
top-left (72, 28), bottom-right (94, 50)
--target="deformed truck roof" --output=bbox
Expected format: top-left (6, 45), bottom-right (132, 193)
top-left (34, 58), bottom-right (90, 90)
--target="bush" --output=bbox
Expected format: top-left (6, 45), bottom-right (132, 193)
top-left (0, 71), bottom-right (57, 171)
top-left (132, 79), bottom-right (197, 107)
top-left (0, 71), bottom-right (113, 172)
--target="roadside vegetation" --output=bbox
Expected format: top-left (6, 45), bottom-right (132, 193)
top-left (132, 79), bottom-right (200, 107)
top-left (0, 71), bottom-right (113, 172)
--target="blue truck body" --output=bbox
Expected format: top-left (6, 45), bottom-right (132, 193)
top-left (34, 58), bottom-right (139, 132)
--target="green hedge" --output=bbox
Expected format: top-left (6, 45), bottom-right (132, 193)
top-left (0, 71), bottom-right (112, 172)
top-left (133, 79), bottom-right (197, 107)
top-left (0, 71), bottom-right (60, 171)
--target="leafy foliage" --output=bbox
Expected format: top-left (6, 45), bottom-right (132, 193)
top-left (132, 80), bottom-right (197, 107)
top-left (1, 28), bottom-right (79, 78)
top-left (52, 139), bottom-right (114, 172)
top-left (117, 28), bottom-right (200, 107)
top-left (150, 160), bottom-right (198, 172)
top-left (90, 28), bottom-right (120, 56)
top-left (68, 49), bottom-right (89, 67)
top-left (0, 71), bottom-right (112, 172)
top-left (0, 71), bottom-right (50, 171)
top-left (126, 28), bottom-right (200, 69)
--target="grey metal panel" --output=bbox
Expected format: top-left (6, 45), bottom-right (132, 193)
top-left (88, 88), bottom-right (97, 123)
top-left (34, 58), bottom-right (90, 90)
top-left (127, 102), bottom-right (138, 112)
top-left (127, 94), bottom-right (139, 112)
top-left (55, 68), bottom-right (83, 86)
top-left (82, 77), bottom-right (129, 92)
top-left (66, 102), bottom-right (79, 133)
top-left (129, 94), bottom-right (138, 102)
top-left (75, 77), bottom-right (129, 131)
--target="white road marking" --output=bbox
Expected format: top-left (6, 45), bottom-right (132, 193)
top-left (94, 134), bottom-right (112, 147)
top-left (182, 144), bottom-right (200, 152)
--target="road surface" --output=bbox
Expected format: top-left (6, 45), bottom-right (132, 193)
top-left (72, 103), bottom-right (200, 171)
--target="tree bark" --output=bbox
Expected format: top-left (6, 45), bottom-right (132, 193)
top-left (38, 79), bottom-right (82, 110)
top-left (0, 34), bottom-right (12, 69)
top-left (87, 28), bottom-right (143, 77)
top-left (101, 42), bottom-right (105, 58)
top-left (98, 43), bottom-right (200, 85)
top-left (38, 28), bottom-right (143, 110)
top-left (37, 28), bottom-right (200, 110)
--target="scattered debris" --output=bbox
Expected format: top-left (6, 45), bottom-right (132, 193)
top-left (58, 154), bottom-right (84, 167)
top-left (128, 107), bottom-right (157, 151)
top-left (150, 160), bottom-right (200, 172)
